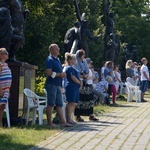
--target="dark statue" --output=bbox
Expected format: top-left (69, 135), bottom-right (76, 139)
top-left (64, 0), bottom-right (99, 57)
top-left (106, 12), bottom-right (114, 35)
top-left (106, 33), bottom-right (116, 62)
top-left (0, 0), bottom-right (29, 62)
top-left (0, 7), bottom-right (12, 52)
top-left (77, 20), bottom-right (99, 57)
top-left (123, 43), bottom-right (131, 63)
top-left (64, 22), bottom-right (80, 54)
top-left (132, 45), bottom-right (139, 63)
top-left (114, 34), bottom-right (121, 64)
top-left (104, 0), bottom-right (120, 63)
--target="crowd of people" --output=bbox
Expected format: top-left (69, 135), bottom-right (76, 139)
top-left (125, 58), bottom-right (150, 102)
top-left (45, 43), bottom-right (150, 127)
top-left (0, 43), bottom-right (149, 128)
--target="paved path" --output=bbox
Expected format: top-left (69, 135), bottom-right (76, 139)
top-left (31, 101), bottom-right (150, 150)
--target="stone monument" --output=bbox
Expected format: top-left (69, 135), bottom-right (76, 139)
top-left (0, 0), bottom-right (37, 125)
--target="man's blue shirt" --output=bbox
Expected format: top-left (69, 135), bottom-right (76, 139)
top-left (45, 55), bottom-right (62, 86)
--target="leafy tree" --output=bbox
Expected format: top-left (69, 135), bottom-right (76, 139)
top-left (112, 0), bottom-right (150, 63)
top-left (18, 0), bottom-right (150, 73)
top-left (19, 0), bottom-right (104, 72)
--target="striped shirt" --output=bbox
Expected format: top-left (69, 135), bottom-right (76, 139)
top-left (0, 62), bottom-right (12, 104)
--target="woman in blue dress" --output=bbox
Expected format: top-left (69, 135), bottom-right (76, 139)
top-left (64, 52), bottom-right (82, 124)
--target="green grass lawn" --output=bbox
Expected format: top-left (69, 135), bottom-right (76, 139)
top-left (0, 92), bottom-right (149, 150)
top-left (0, 125), bottom-right (58, 150)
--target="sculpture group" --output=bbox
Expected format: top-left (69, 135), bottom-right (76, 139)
top-left (64, 0), bottom-right (99, 57)
top-left (0, 0), bottom-right (139, 64)
top-left (0, 0), bottom-right (29, 62)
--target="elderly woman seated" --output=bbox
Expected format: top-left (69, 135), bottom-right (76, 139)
top-left (92, 76), bottom-right (112, 105)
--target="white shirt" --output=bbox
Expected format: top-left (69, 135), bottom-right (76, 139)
top-left (87, 69), bottom-right (93, 85)
top-left (140, 64), bottom-right (149, 81)
top-left (114, 71), bottom-right (121, 82)
top-left (134, 67), bottom-right (138, 77)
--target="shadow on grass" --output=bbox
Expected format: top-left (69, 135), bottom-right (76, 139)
top-left (30, 147), bottom-right (51, 150)
top-left (0, 134), bottom-right (34, 150)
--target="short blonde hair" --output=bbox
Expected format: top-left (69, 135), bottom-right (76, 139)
top-left (0, 48), bottom-right (7, 53)
top-left (65, 52), bottom-right (76, 64)
top-left (141, 57), bottom-right (147, 64)
top-left (48, 44), bottom-right (58, 52)
top-left (125, 60), bottom-right (133, 69)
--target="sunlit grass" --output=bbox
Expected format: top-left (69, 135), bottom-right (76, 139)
top-left (0, 125), bottom-right (58, 150)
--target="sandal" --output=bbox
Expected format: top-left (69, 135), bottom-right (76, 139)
top-left (89, 116), bottom-right (99, 121)
top-left (76, 116), bottom-right (84, 122)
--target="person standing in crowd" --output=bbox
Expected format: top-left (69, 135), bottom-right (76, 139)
top-left (85, 57), bottom-right (98, 121)
top-left (0, 48), bottom-right (12, 127)
top-left (74, 49), bottom-right (98, 122)
top-left (63, 52), bottom-right (82, 124)
top-left (101, 61), bottom-right (107, 80)
top-left (104, 61), bottom-right (117, 105)
top-left (140, 57), bottom-right (150, 102)
top-left (125, 60), bottom-right (136, 85)
top-left (45, 44), bottom-right (72, 127)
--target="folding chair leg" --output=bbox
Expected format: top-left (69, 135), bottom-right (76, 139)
top-left (38, 107), bottom-right (44, 125)
top-left (32, 108), bottom-right (37, 125)
top-left (135, 91), bottom-right (141, 102)
top-left (5, 104), bottom-right (10, 127)
top-left (26, 108), bottom-right (30, 125)
top-left (128, 92), bottom-right (133, 102)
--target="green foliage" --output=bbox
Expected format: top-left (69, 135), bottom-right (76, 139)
top-left (19, 0), bottom-right (104, 70)
top-left (35, 76), bottom-right (46, 95)
top-left (17, 0), bottom-right (150, 77)
top-left (112, 0), bottom-right (150, 60)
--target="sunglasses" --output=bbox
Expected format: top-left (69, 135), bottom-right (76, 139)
top-left (1, 52), bottom-right (8, 55)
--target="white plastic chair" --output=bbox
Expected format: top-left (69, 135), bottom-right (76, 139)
top-left (4, 102), bottom-right (11, 127)
top-left (23, 88), bottom-right (47, 125)
top-left (125, 82), bottom-right (141, 102)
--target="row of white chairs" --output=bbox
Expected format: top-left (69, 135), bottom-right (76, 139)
top-left (4, 88), bottom-right (68, 127)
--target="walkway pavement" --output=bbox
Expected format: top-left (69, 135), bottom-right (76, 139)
top-left (31, 100), bottom-right (150, 150)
